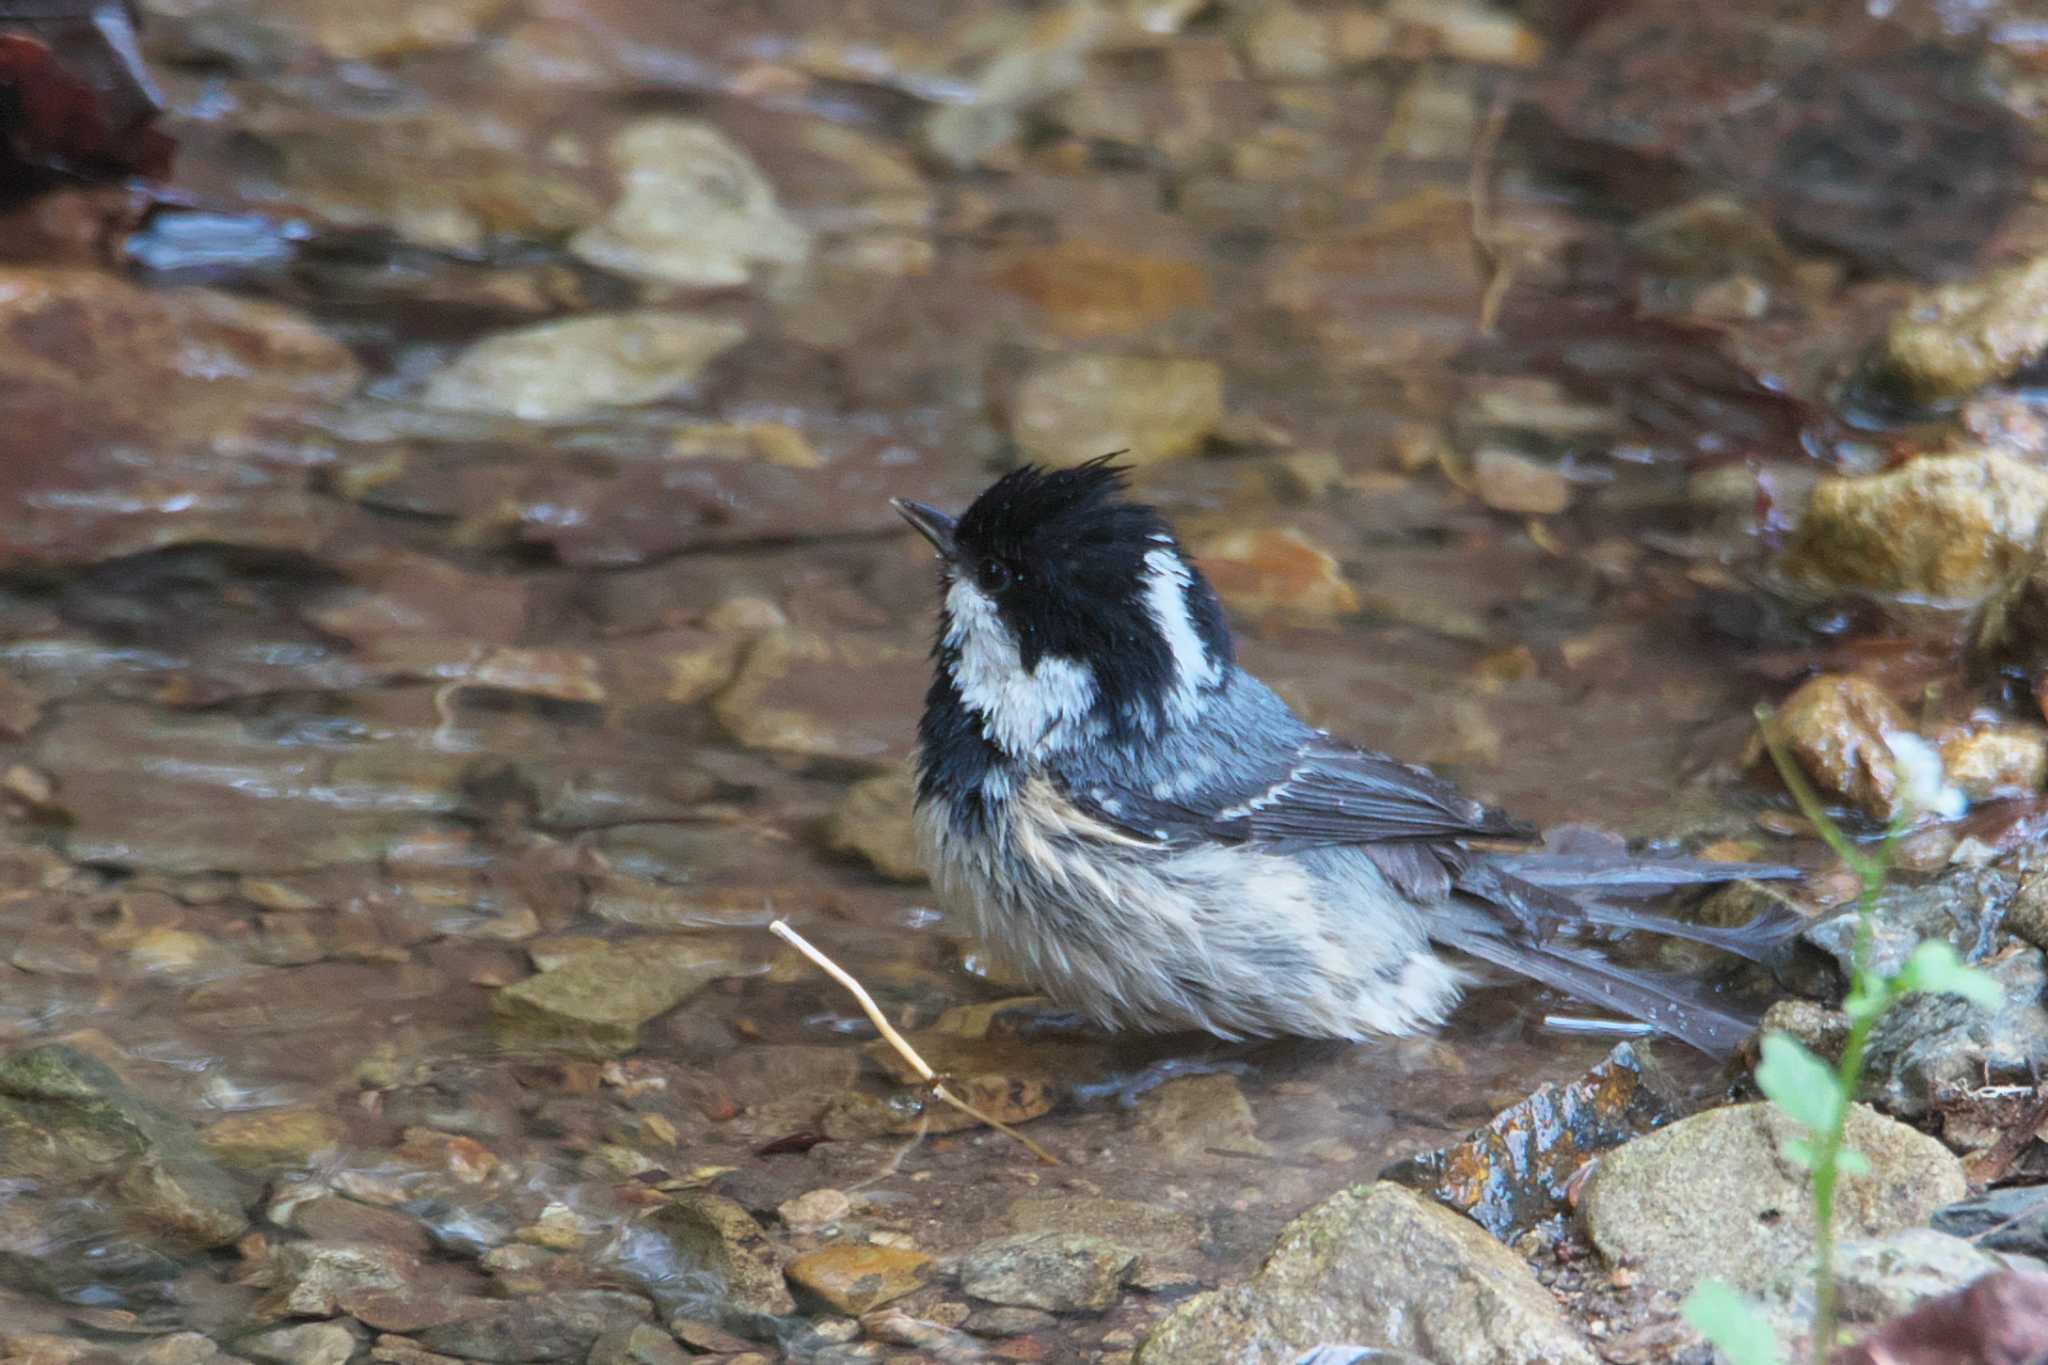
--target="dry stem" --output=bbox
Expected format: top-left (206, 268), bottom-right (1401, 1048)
top-left (768, 919), bottom-right (1058, 1164)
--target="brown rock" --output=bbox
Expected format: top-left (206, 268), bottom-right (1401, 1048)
top-left (1191, 527), bottom-right (1360, 623)
top-left (199, 1108), bottom-right (346, 1168)
top-left (1762, 675), bottom-right (1917, 822)
top-left (1134, 1074), bottom-right (1267, 1160)
top-left (0, 269), bottom-right (358, 569)
top-left (713, 631), bottom-right (923, 767)
top-left (786, 1243), bottom-right (934, 1313)
top-left (996, 241), bottom-right (1209, 339)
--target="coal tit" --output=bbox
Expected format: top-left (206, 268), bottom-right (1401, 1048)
top-left (894, 458), bottom-right (1798, 1055)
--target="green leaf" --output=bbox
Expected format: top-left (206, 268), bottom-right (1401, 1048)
top-left (1779, 1136), bottom-right (1814, 1170)
top-left (1836, 1146), bottom-right (1870, 1177)
top-left (1894, 941), bottom-right (2004, 1010)
top-left (1756, 1034), bottom-right (1843, 1134)
top-left (1682, 1279), bottom-right (1784, 1365)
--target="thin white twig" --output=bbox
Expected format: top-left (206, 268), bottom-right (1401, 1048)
top-left (769, 919), bottom-right (1057, 1164)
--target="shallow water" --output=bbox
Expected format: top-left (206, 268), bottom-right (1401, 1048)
top-left (0, 0), bottom-right (2041, 1354)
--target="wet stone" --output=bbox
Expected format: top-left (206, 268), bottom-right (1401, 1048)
top-left (0, 1044), bottom-right (250, 1249)
top-left (1010, 353), bottom-right (1225, 467)
top-left (587, 1323), bottom-right (690, 1365)
top-left (1472, 447), bottom-right (1572, 516)
top-left (778, 1188), bottom-right (853, 1231)
top-left (1138, 1182), bottom-right (1594, 1365)
top-left (420, 312), bottom-right (747, 422)
top-left (713, 631), bottom-right (924, 768)
top-left (1005, 1197), bottom-right (1199, 1255)
top-left (1382, 1041), bottom-right (1677, 1241)
top-left (1760, 674), bottom-right (1922, 823)
top-left (569, 119), bottom-right (811, 289)
top-left (416, 1289), bottom-right (653, 1362)
top-left (491, 936), bottom-right (752, 1056)
top-left (237, 1321), bottom-right (358, 1365)
top-left (1933, 1183), bottom-right (2048, 1259)
top-left (994, 240), bottom-right (1210, 340)
top-left (826, 770), bottom-right (925, 882)
top-left (645, 1192), bottom-right (796, 1318)
top-left (1134, 1074), bottom-right (1268, 1160)
top-left (1936, 724), bottom-right (2048, 802)
top-left (958, 1232), bottom-right (1138, 1313)
top-left (786, 1244), bottom-right (934, 1314)
top-left (963, 1305), bottom-right (1056, 1337)
top-left (1859, 944), bottom-right (2048, 1120)
top-left (267, 1239), bottom-right (418, 1317)
top-left (200, 1107), bottom-right (347, 1169)
top-left (1577, 1102), bottom-right (1966, 1294)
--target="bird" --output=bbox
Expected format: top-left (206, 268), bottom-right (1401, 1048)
top-left (892, 456), bottom-right (1802, 1056)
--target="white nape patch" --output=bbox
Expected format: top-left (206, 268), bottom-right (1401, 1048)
top-left (1140, 548), bottom-right (1220, 719)
top-left (944, 574), bottom-right (1098, 757)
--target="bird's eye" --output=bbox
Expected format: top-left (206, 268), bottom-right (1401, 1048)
top-left (979, 559), bottom-right (1014, 593)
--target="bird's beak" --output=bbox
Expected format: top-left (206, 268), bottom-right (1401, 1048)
top-left (891, 498), bottom-right (958, 560)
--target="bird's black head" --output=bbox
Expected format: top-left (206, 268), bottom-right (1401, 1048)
top-left (895, 456), bottom-right (1234, 759)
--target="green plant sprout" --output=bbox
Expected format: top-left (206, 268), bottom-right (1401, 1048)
top-left (1681, 706), bottom-right (2003, 1365)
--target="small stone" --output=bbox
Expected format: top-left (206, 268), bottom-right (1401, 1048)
top-left (778, 1188), bottom-right (854, 1231)
top-left (786, 1244), bottom-right (934, 1314)
top-left (1756, 999), bottom-right (1850, 1065)
top-left (1190, 527), bottom-right (1360, 623)
top-left (268, 1240), bottom-right (417, 1317)
top-left (827, 772), bottom-right (925, 882)
top-left (1878, 253), bottom-right (2048, 402)
top-left (587, 1322), bottom-right (690, 1365)
top-left (200, 1107), bottom-right (346, 1168)
top-left (1005, 1198), bottom-right (1199, 1254)
top-left (239, 1321), bottom-right (358, 1365)
top-left (1472, 447), bottom-right (1571, 515)
top-left (1578, 1102), bottom-right (1966, 1294)
top-left (570, 119), bottom-right (811, 288)
top-left (713, 631), bottom-right (924, 767)
top-left (417, 1290), bottom-right (652, 1362)
top-left (421, 312), bottom-right (747, 422)
top-left (491, 936), bottom-right (750, 1055)
top-left (1134, 1074), bottom-right (1267, 1160)
top-left (959, 1232), bottom-right (1138, 1313)
top-left (1011, 354), bottom-right (1225, 467)
top-left (964, 1305), bottom-right (1056, 1337)
top-left (1784, 448), bottom-right (2048, 603)
top-left (1138, 1183), bottom-right (1592, 1364)
top-left (646, 1192), bottom-right (796, 1317)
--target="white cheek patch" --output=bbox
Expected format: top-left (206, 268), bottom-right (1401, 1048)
top-left (1140, 548), bottom-right (1221, 718)
top-left (944, 575), bottom-right (1099, 757)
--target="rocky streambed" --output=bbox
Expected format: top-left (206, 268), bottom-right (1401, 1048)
top-left (0, 0), bottom-right (2047, 1362)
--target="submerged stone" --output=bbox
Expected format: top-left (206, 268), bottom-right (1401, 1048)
top-left (421, 312), bottom-right (747, 422)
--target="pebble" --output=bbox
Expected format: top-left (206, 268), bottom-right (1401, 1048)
top-left (421, 312), bottom-right (747, 422)
top-left (958, 1232), bottom-right (1138, 1313)
top-left (785, 1243), bottom-right (934, 1314)
top-left (1011, 353), bottom-right (1225, 467)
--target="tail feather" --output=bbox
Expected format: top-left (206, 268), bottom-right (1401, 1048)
top-left (1432, 921), bottom-right (1760, 1055)
top-left (1437, 846), bottom-right (1808, 1055)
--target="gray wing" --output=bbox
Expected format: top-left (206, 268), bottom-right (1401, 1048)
top-left (1061, 731), bottom-right (1530, 900)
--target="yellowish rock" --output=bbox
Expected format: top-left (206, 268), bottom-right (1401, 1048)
top-left (1880, 254), bottom-right (2048, 402)
top-left (570, 119), bottom-right (811, 288)
top-left (422, 312), bottom-right (747, 422)
top-left (1012, 354), bottom-right (1225, 466)
top-left (1784, 448), bottom-right (2048, 603)
top-left (828, 770), bottom-right (925, 882)
top-left (200, 1107), bottom-right (347, 1167)
top-left (787, 1244), bottom-right (933, 1314)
